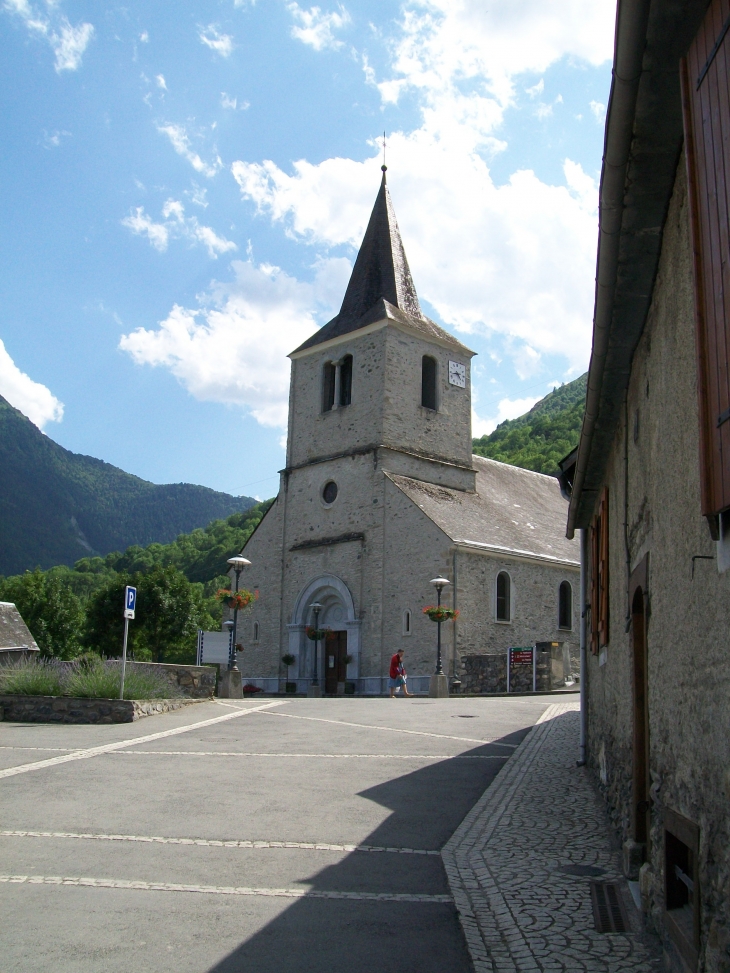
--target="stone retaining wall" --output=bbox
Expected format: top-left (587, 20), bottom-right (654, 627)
top-left (109, 661), bottom-right (216, 698)
top-left (0, 694), bottom-right (205, 724)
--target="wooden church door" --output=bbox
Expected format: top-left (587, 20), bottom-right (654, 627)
top-left (325, 631), bottom-right (348, 694)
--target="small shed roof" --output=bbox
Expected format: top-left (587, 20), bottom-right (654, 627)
top-left (0, 601), bottom-right (40, 652)
top-left (388, 456), bottom-right (580, 566)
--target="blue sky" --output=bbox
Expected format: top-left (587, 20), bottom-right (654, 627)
top-left (0, 0), bottom-right (614, 499)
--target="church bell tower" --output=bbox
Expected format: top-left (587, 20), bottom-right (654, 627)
top-left (286, 169), bottom-right (476, 492)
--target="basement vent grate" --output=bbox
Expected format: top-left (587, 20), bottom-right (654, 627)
top-left (590, 881), bottom-right (629, 933)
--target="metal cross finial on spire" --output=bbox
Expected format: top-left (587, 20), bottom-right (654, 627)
top-left (381, 130), bottom-right (387, 173)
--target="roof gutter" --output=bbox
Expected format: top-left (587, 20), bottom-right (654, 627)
top-left (566, 0), bottom-right (652, 539)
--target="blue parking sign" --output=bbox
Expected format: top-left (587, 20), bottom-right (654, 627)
top-left (125, 586), bottom-right (137, 612)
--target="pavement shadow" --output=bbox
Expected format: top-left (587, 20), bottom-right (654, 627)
top-left (206, 725), bottom-right (531, 973)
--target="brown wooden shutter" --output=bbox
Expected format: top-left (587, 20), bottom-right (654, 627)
top-left (590, 489), bottom-right (609, 654)
top-left (682, 0), bottom-right (730, 520)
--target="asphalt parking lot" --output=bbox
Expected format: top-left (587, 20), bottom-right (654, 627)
top-left (0, 695), bottom-right (552, 973)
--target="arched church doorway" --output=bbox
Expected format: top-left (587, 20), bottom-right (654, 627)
top-left (288, 575), bottom-right (361, 692)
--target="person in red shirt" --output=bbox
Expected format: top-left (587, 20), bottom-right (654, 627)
top-left (388, 648), bottom-right (412, 697)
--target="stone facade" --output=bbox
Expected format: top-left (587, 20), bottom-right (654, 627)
top-left (577, 159), bottom-right (730, 970)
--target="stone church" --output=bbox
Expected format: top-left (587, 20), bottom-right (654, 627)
top-left (233, 172), bottom-right (579, 694)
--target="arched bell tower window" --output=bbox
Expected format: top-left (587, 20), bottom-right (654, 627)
top-left (496, 571), bottom-right (511, 622)
top-left (339, 355), bottom-right (352, 406)
top-left (421, 355), bottom-right (437, 410)
top-left (322, 361), bottom-right (336, 412)
top-left (558, 581), bottom-right (573, 630)
top-left (322, 356), bottom-right (353, 413)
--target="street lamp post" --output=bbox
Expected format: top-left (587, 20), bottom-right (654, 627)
top-left (308, 602), bottom-right (323, 698)
top-left (429, 577), bottom-right (451, 698)
top-left (226, 556), bottom-right (251, 671)
top-left (218, 555), bottom-right (250, 699)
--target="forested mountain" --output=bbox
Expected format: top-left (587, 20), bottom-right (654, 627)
top-left (472, 374), bottom-right (586, 474)
top-left (0, 394), bottom-right (256, 575)
top-left (0, 500), bottom-right (274, 661)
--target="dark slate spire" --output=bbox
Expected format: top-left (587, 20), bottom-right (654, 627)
top-left (291, 170), bottom-right (472, 355)
top-left (337, 169), bottom-right (423, 324)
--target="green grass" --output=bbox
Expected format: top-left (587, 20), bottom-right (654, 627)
top-left (0, 658), bottom-right (179, 700)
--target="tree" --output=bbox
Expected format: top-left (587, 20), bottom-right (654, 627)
top-left (82, 566), bottom-right (213, 664)
top-left (135, 566), bottom-right (206, 664)
top-left (0, 569), bottom-right (83, 658)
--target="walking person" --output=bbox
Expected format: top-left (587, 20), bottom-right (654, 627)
top-left (388, 648), bottom-right (412, 697)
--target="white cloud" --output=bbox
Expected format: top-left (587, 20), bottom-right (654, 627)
top-left (288, 3), bottom-right (350, 51)
top-left (155, 74), bottom-right (167, 90)
top-left (157, 123), bottom-right (222, 178)
top-left (139, 30), bottom-right (149, 43)
top-left (122, 207), bottom-right (169, 251)
top-left (52, 19), bottom-right (94, 72)
top-left (122, 201), bottom-right (237, 259)
top-left (119, 257), bottom-right (350, 427)
top-left (42, 128), bottom-right (71, 148)
top-left (186, 184), bottom-right (208, 208)
top-left (221, 92), bottom-right (249, 110)
top-left (589, 99), bottom-right (606, 123)
top-left (375, 0), bottom-right (614, 114)
top-left (0, 339), bottom-right (63, 429)
top-left (472, 394), bottom-right (541, 438)
top-left (4, 2), bottom-right (94, 72)
top-left (199, 24), bottom-right (234, 57)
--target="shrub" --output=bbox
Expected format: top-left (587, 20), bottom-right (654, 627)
top-left (66, 663), bottom-right (179, 700)
top-left (0, 657), bottom-right (180, 700)
top-left (0, 658), bottom-right (65, 696)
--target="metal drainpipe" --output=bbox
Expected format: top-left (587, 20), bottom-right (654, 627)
top-left (578, 527), bottom-right (588, 766)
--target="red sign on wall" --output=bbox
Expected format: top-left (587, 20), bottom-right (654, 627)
top-left (510, 648), bottom-right (533, 666)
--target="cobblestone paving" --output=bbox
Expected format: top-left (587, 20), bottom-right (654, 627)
top-left (442, 702), bottom-right (663, 973)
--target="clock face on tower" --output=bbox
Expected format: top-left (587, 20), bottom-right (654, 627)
top-left (448, 361), bottom-right (466, 388)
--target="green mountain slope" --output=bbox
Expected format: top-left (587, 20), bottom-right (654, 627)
top-left (472, 374), bottom-right (586, 474)
top-left (0, 499), bottom-right (275, 660)
top-left (0, 394), bottom-right (257, 576)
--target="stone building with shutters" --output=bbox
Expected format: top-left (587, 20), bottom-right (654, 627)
top-left (561, 1), bottom-right (730, 970)
top-left (231, 171), bottom-right (579, 697)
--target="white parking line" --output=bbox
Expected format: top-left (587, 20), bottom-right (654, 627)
top-left (0, 830), bottom-right (441, 855)
top-left (109, 750), bottom-right (507, 760)
top-left (257, 711), bottom-right (520, 747)
top-left (0, 701), bottom-right (285, 780)
top-left (0, 874), bottom-right (452, 903)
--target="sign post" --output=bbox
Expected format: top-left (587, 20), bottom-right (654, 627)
top-left (120, 586), bottom-right (137, 700)
top-left (507, 647), bottom-right (534, 694)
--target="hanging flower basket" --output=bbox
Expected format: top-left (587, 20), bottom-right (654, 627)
top-left (422, 606), bottom-right (460, 623)
top-left (305, 626), bottom-right (337, 641)
top-left (217, 588), bottom-right (258, 611)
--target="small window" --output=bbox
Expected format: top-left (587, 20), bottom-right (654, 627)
top-left (496, 572), bottom-right (511, 622)
top-left (402, 610), bottom-right (412, 636)
top-left (322, 361), bottom-right (336, 412)
top-left (558, 581), bottom-right (572, 630)
top-left (253, 621), bottom-right (260, 643)
top-left (664, 810), bottom-right (700, 970)
top-left (339, 355), bottom-right (352, 407)
top-left (322, 481), bottom-right (338, 505)
top-left (421, 355), bottom-right (437, 410)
